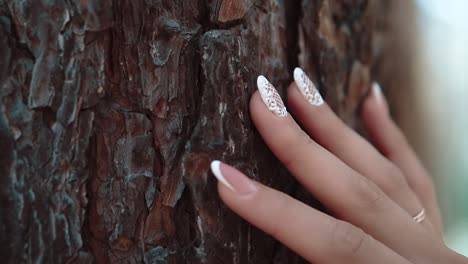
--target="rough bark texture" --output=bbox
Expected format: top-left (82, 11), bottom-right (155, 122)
top-left (0, 0), bottom-right (388, 263)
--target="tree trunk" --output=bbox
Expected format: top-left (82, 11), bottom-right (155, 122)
top-left (0, 0), bottom-right (388, 263)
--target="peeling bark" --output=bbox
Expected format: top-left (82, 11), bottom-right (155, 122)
top-left (0, 0), bottom-right (391, 263)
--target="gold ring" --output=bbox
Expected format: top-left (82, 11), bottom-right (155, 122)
top-left (413, 209), bottom-right (425, 223)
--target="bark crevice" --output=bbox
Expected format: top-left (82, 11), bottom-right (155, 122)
top-left (1, 1), bottom-right (388, 263)
top-left (284, 0), bottom-right (301, 75)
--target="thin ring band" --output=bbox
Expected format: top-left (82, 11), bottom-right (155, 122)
top-left (413, 209), bottom-right (426, 223)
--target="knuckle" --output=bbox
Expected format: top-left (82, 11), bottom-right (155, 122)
top-left (329, 220), bottom-right (370, 257)
top-left (296, 130), bottom-right (315, 148)
top-left (387, 121), bottom-right (408, 147)
top-left (282, 131), bottom-right (314, 168)
top-left (418, 176), bottom-right (436, 199)
top-left (380, 163), bottom-right (409, 195)
top-left (261, 190), bottom-right (292, 238)
top-left (421, 176), bottom-right (435, 193)
top-left (352, 175), bottom-right (389, 213)
top-left (394, 127), bottom-right (409, 145)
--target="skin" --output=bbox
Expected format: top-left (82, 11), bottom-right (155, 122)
top-left (213, 81), bottom-right (468, 263)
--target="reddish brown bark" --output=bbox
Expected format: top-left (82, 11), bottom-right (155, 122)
top-left (0, 0), bottom-right (390, 263)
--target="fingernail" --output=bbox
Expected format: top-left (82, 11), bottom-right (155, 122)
top-left (293, 67), bottom-right (324, 106)
top-left (210, 160), bottom-right (257, 195)
top-left (371, 82), bottom-right (388, 113)
top-left (257, 75), bottom-right (288, 117)
top-left (372, 82), bottom-right (383, 100)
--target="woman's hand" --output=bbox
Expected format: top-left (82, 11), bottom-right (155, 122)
top-left (210, 68), bottom-right (467, 263)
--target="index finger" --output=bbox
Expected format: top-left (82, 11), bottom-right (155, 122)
top-left (211, 161), bottom-right (410, 264)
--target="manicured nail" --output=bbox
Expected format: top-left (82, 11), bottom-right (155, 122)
top-left (293, 67), bottom-right (324, 106)
top-left (257, 75), bottom-right (288, 117)
top-left (210, 160), bottom-right (257, 194)
top-left (372, 82), bottom-right (383, 101)
top-left (371, 82), bottom-right (389, 114)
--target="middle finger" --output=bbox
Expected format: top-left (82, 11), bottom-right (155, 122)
top-left (288, 68), bottom-right (434, 231)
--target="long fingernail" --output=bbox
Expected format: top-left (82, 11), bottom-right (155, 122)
top-left (210, 160), bottom-right (257, 195)
top-left (372, 82), bottom-right (383, 101)
top-left (293, 67), bottom-right (324, 106)
top-left (257, 75), bottom-right (288, 117)
top-left (371, 82), bottom-right (388, 113)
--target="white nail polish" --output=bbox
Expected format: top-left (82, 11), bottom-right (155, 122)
top-left (257, 75), bottom-right (288, 117)
top-left (210, 160), bottom-right (235, 191)
top-left (293, 67), bottom-right (324, 106)
top-left (372, 82), bottom-right (383, 100)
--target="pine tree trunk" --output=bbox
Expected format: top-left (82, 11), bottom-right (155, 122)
top-left (0, 0), bottom-right (389, 263)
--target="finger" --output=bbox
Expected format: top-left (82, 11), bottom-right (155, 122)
top-left (361, 83), bottom-right (443, 233)
top-left (251, 76), bottom-right (445, 262)
top-left (287, 68), bottom-right (428, 230)
top-left (210, 161), bottom-right (410, 264)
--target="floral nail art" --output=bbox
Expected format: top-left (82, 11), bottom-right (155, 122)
top-left (293, 67), bottom-right (324, 106)
top-left (257, 75), bottom-right (288, 117)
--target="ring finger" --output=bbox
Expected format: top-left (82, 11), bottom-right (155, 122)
top-left (287, 68), bottom-right (435, 232)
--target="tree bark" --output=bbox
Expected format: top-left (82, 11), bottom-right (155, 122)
top-left (0, 0), bottom-right (387, 263)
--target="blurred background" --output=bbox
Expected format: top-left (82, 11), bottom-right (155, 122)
top-left (387, 0), bottom-right (468, 255)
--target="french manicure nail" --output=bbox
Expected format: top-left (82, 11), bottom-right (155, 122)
top-left (371, 82), bottom-right (389, 114)
top-left (211, 160), bottom-right (235, 191)
top-left (257, 75), bottom-right (288, 117)
top-left (293, 67), bottom-right (324, 106)
top-left (210, 160), bottom-right (257, 195)
top-left (372, 82), bottom-right (383, 101)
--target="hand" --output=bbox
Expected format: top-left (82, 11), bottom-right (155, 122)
top-left (210, 68), bottom-right (467, 263)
